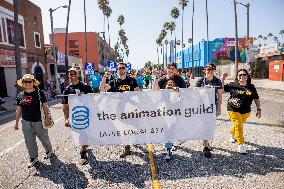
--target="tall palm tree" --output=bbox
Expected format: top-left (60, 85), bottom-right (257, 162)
top-left (263, 36), bottom-right (268, 45)
top-left (163, 22), bottom-right (175, 62)
top-left (267, 33), bottom-right (273, 44)
top-left (171, 7), bottom-right (180, 62)
top-left (156, 38), bottom-right (162, 65)
top-left (103, 6), bottom-right (112, 61)
top-left (258, 34), bottom-right (263, 46)
top-left (179, 0), bottom-right (189, 69)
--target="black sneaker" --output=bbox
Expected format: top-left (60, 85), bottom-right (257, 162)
top-left (203, 147), bottom-right (212, 158)
top-left (80, 150), bottom-right (89, 165)
top-left (120, 146), bottom-right (131, 158)
top-left (28, 158), bottom-right (39, 168)
top-left (44, 150), bottom-right (53, 160)
top-left (164, 148), bottom-right (172, 161)
top-left (207, 143), bottom-right (213, 151)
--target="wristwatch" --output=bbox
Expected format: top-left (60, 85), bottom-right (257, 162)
top-left (257, 108), bottom-right (261, 111)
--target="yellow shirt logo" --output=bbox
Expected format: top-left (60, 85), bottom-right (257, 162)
top-left (119, 85), bottom-right (130, 91)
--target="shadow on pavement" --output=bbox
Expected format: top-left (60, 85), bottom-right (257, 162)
top-left (155, 142), bottom-right (284, 180)
top-left (88, 149), bottom-right (147, 188)
top-left (34, 154), bottom-right (89, 189)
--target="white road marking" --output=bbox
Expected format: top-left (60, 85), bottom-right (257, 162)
top-left (0, 116), bottom-right (64, 158)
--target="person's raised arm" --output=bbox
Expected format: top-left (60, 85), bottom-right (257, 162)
top-left (99, 72), bottom-right (112, 92)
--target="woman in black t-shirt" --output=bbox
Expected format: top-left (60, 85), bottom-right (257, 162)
top-left (15, 74), bottom-right (53, 168)
top-left (222, 69), bottom-right (261, 154)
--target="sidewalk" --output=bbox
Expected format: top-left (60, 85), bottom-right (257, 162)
top-left (190, 78), bottom-right (284, 91)
top-left (0, 94), bottom-right (61, 115)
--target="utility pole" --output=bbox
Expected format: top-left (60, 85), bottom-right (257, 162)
top-left (49, 8), bottom-right (61, 94)
top-left (65, 0), bottom-right (72, 79)
top-left (233, 0), bottom-right (239, 78)
top-left (84, 0), bottom-right (88, 80)
top-left (13, 0), bottom-right (22, 94)
top-left (191, 0), bottom-right (195, 78)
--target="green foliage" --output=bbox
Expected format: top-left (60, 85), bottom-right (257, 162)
top-left (171, 7), bottom-right (180, 19)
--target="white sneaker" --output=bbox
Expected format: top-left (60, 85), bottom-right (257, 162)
top-left (238, 145), bottom-right (247, 154)
top-left (229, 135), bottom-right (236, 143)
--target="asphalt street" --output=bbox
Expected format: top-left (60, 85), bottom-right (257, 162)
top-left (0, 88), bottom-right (283, 189)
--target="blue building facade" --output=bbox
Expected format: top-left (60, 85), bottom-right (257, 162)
top-left (168, 37), bottom-right (249, 75)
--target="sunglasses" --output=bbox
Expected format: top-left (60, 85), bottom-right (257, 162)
top-left (238, 74), bottom-right (248, 77)
top-left (23, 80), bottom-right (33, 84)
top-left (118, 67), bottom-right (126, 70)
top-left (204, 68), bottom-right (213, 71)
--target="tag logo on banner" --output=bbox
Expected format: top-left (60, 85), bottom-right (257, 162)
top-left (72, 106), bottom-right (90, 130)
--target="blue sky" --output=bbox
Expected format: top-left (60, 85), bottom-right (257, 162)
top-left (30, 0), bottom-right (284, 69)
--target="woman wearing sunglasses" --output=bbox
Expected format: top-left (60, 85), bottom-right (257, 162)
top-left (15, 74), bottom-right (53, 168)
top-left (222, 69), bottom-right (261, 154)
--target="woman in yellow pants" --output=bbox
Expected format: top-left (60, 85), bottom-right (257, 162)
top-left (222, 69), bottom-right (261, 154)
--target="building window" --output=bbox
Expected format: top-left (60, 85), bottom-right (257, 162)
top-left (6, 18), bottom-right (24, 47)
top-left (2, 18), bottom-right (7, 42)
top-left (69, 40), bottom-right (79, 48)
top-left (34, 32), bottom-right (41, 48)
top-left (69, 50), bottom-right (80, 57)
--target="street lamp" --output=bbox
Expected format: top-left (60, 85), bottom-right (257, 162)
top-left (49, 5), bottom-right (68, 95)
top-left (233, 0), bottom-right (239, 78)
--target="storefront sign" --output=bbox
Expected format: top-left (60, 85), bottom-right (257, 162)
top-left (0, 49), bottom-right (27, 68)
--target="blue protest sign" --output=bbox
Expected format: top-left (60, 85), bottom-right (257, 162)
top-left (126, 63), bottom-right (131, 71)
top-left (85, 63), bottom-right (95, 74)
top-left (107, 61), bottom-right (117, 72)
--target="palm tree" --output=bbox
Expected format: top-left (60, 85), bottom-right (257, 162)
top-left (170, 7), bottom-right (180, 62)
top-left (263, 36), bottom-right (267, 45)
top-left (156, 38), bottom-right (162, 65)
top-left (163, 22), bottom-right (175, 62)
top-left (258, 35), bottom-right (263, 45)
top-left (179, 0), bottom-right (189, 69)
top-left (117, 15), bottom-right (125, 29)
top-left (188, 38), bottom-right (192, 44)
top-left (103, 6), bottom-right (112, 61)
top-left (267, 33), bottom-right (273, 44)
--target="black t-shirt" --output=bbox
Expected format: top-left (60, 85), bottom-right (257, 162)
top-left (158, 75), bottom-right (186, 89)
top-left (16, 90), bottom-right (47, 122)
top-left (195, 76), bottom-right (223, 103)
top-left (224, 82), bottom-right (259, 114)
top-left (62, 81), bottom-right (94, 104)
top-left (108, 76), bottom-right (138, 92)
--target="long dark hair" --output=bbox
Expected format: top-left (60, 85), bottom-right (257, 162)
top-left (235, 69), bottom-right (251, 85)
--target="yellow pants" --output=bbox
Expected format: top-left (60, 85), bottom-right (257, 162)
top-left (228, 111), bottom-right (250, 145)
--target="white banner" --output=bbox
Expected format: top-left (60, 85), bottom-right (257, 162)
top-left (69, 88), bottom-right (216, 146)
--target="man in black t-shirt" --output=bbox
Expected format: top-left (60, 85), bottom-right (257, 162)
top-left (153, 63), bottom-right (186, 161)
top-left (100, 62), bottom-right (139, 158)
top-left (62, 67), bottom-right (94, 165)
